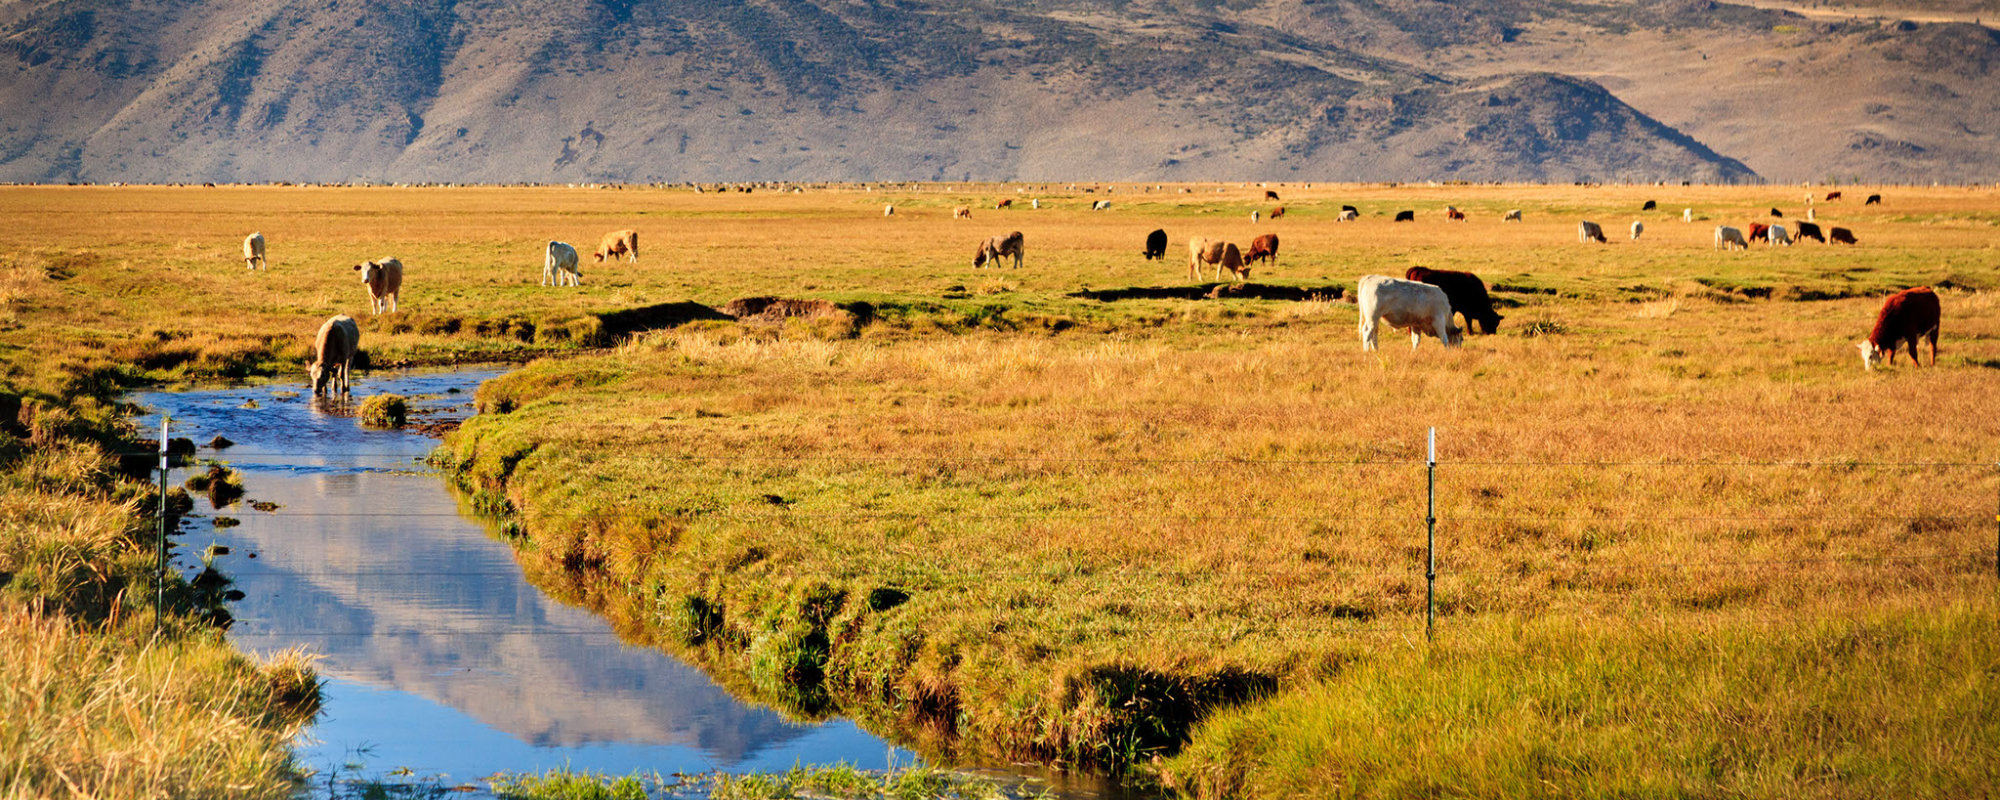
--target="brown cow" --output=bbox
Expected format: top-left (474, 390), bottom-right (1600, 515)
top-left (996, 199), bottom-right (1013, 209)
top-left (1825, 190), bottom-right (1843, 201)
top-left (1243, 234), bottom-right (1279, 269)
top-left (1405, 266), bottom-right (1504, 334)
top-left (1857, 287), bottom-right (1939, 370)
top-left (1446, 207), bottom-right (1467, 222)
top-left (952, 206), bottom-right (971, 219)
top-left (1830, 227), bottom-right (1859, 245)
top-left (594, 229), bottom-right (638, 263)
top-left (1269, 206), bottom-right (1286, 220)
top-left (1747, 222), bottom-right (1769, 243)
top-left (1264, 190), bottom-right (1279, 201)
top-left (973, 231), bottom-right (1024, 269)
top-left (1187, 237), bottom-right (1249, 282)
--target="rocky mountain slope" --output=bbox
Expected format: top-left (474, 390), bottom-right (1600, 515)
top-left (0, 0), bottom-right (1993, 183)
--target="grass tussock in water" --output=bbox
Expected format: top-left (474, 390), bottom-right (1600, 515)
top-left (488, 763), bottom-right (1031, 800)
top-left (359, 393), bottom-right (410, 428)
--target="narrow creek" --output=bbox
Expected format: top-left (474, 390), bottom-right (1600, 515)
top-left (130, 368), bottom-right (936, 793)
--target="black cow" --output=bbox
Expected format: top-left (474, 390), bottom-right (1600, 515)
top-left (1642, 200), bottom-right (1657, 210)
top-left (1865, 194), bottom-right (1882, 205)
top-left (1406, 267), bottom-right (1504, 334)
top-left (1771, 207), bottom-right (1783, 218)
top-left (1142, 229), bottom-right (1168, 260)
top-left (1394, 210), bottom-right (1415, 222)
top-left (1794, 221), bottom-right (1826, 243)
top-left (1342, 205), bottom-right (1359, 215)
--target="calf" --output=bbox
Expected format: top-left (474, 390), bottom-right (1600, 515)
top-left (310, 314), bottom-right (360, 397)
top-left (243, 232), bottom-right (267, 270)
top-left (1578, 220), bottom-right (1607, 243)
top-left (1405, 266), bottom-right (1503, 334)
top-left (544, 241), bottom-right (581, 287)
top-left (1714, 226), bottom-right (1748, 250)
top-left (1830, 226), bottom-right (1858, 245)
top-left (1142, 229), bottom-right (1168, 260)
top-left (1243, 233), bottom-right (1279, 269)
top-left (354, 257), bottom-right (403, 313)
top-left (1857, 287), bottom-right (1939, 370)
top-left (1358, 275), bottom-right (1461, 351)
top-left (1394, 210), bottom-right (1415, 222)
top-left (974, 231), bottom-right (1025, 269)
top-left (594, 229), bottom-right (639, 263)
top-left (1794, 221), bottom-right (1826, 243)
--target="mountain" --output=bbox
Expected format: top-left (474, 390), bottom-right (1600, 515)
top-left (0, 0), bottom-right (1993, 183)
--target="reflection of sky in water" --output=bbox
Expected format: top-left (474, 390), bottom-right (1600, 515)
top-left (131, 369), bottom-right (913, 787)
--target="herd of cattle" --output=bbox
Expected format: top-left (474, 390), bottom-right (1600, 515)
top-left (285, 188), bottom-right (1940, 397)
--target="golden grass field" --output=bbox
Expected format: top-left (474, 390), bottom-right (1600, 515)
top-left (3, 182), bottom-right (1998, 798)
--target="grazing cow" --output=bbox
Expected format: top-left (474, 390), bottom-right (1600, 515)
top-left (1358, 275), bottom-right (1462, 351)
top-left (1446, 207), bottom-right (1467, 222)
top-left (1748, 223), bottom-right (1770, 242)
top-left (594, 229), bottom-right (638, 263)
top-left (1270, 206), bottom-right (1285, 220)
top-left (1252, 210), bottom-right (1260, 223)
top-left (1503, 209), bottom-right (1522, 222)
top-left (1714, 226), bottom-right (1748, 250)
top-left (1578, 220), bottom-right (1607, 243)
top-left (1807, 208), bottom-right (1816, 222)
top-left (1825, 190), bottom-right (1842, 201)
top-left (243, 232), bottom-right (267, 270)
top-left (952, 206), bottom-right (971, 219)
top-left (1770, 207), bottom-right (1783, 218)
top-left (1630, 220), bottom-right (1644, 240)
top-left (1683, 208), bottom-right (1693, 222)
top-left (1265, 190), bottom-right (1279, 201)
top-left (1794, 221), bottom-right (1826, 243)
top-left (1856, 287), bottom-right (1940, 370)
top-left (884, 203), bottom-right (895, 217)
top-left (1244, 233), bottom-right (1279, 269)
top-left (1767, 224), bottom-right (1791, 246)
top-left (1338, 209), bottom-right (1360, 222)
top-left (1405, 266), bottom-right (1503, 334)
top-left (1830, 226), bottom-right (1858, 245)
top-left (1642, 200), bottom-right (1657, 210)
top-left (1342, 205), bottom-right (1359, 216)
top-left (974, 231), bottom-right (1025, 269)
top-left (353, 257), bottom-right (403, 313)
top-left (996, 199), bottom-right (1012, 209)
top-left (1187, 238), bottom-right (1249, 282)
top-left (1092, 200), bottom-right (1112, 211)
top-left (544, 241), bottom-right (581, 287)
top-left (1032, 199), bottom-right (1041, 210)
top-left (310, 314), bottom-right (360, 398)
top-left (1143, 229), bottom-right (1168, 260)
top-left (1394, 210), bottom-right (1415, 222)
top-left (1865, 194), bottom-right (1882, 205)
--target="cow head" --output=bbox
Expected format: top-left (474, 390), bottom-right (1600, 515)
top-left (1856, 340), bottom-right (1889, 371)
top-left (973, 248), bottom-right (988, 268)
top-left (309, 362), bottom-right (328, 395)
top-left (1446, 323), bottom-right (1465, 346)
top-left (1478, 314), bottom-right (1505, 335)
top-left (354, 261), bottom-right (382, 283)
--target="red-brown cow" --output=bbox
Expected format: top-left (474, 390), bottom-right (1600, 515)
top-left (1244, 233), bottom-right (1280, 269)
top-left (1748, 223), bottom-right (1770, 243)
top-left (1269, 206), bottom-right (1286, 220)
top-left (1857, 287), bottom-right (1939, 370)
top-left (1830, 227), bottom-right (1859, 245)
top-left (1405, 266), bottom-right (1504, 334)
top-left (1446, 207), bottom-right (1467, 222)
top-left (1825, 190), bottom-right (1843, 201)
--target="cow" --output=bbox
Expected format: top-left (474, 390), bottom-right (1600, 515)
top-left (1770, 207), bottom-right (1783, 218)
top-left (1405, 266), bottom-right (1503, 334)
top-left (1642, 200), bottom-right (1657, 211)
top-left (1446, 207), bottom-right (1467, 222)
top-left (1394, 210), bottom-right (1415, 222)
top-left (1830, 226), bottom-right (1858, 245)
top-left (310, 314), bottom-right (360, 398)
top-left (1187, 238), bottom-right (1248, 282)
top-left (974, 231), bottom-right (1025, 269)
top-left (1865, 194), bottom-right (1882, 205)
top-left (1857, 287), bottom-right (1939, 370)
top-left (1143, 229), bottom-right (1168, 260)
top-left (1031, 199), bottom-right (1040, 210)
top-left (1630, 221), bottom-right (1645, 241)
top-left (1714, 226), bottom-right (1748, 250)
top-left (1358, 275), bottom-right (1462, 352)
top-left (1244, 233), bottom-right (1279, 269)
top-left (996, 199), bottom-right (1013, 209)
top-left (594, 229), bottom-right (638, 263)
top-left (1578, 220), bottom-right (1607, 243)
top-left (544, 241), bottom-right (581, 287)
top-left (884, 203), bottom-right (895, 217)
top-left (1767, 224), bottom-right (1791, 246)
top-left (1269, 206), bottom-right (1285, 220)
top-left (1748, 222), bottom-right (1770, 242)
top-left (242, 233), bottom-right (267, 270)
top-left (1683, 208), bottom-right (1693, 222)
top-left (1338, 209), bottom-right (1360, 222)
top-left (1342, 205), bottom-right (1359, 216)
top-left (1806, 208), bottom-right (1816, 222)
top-left (1251, 210), bottom-right (1260, 223)
top-left (1794, 221), bottom-right (1826, 243)
top-left (1265, 190), bottom-right (1279, 201)
top-left (1825, 190), bottom-right (1843, 201)
top-left (952, 206), bottom-right (971, 219)
top-left (1092, 200), bottom-right (1111, 211)
top-left (1503, 209), bottom-right (1522, 222)
top-left (353, 257), bottom-right (403, 313)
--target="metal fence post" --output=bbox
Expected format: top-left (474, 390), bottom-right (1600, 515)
top-left (1427, 427), bottom-right (1437, 642)
top-left (156, 417), bottom-right (169, 633)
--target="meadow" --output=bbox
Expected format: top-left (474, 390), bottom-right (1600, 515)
top-left (2, 182), bottom-right (1998, 798)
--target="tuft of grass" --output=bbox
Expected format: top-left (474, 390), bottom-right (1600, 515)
top-left (358, 394), bottom-right (409, 427)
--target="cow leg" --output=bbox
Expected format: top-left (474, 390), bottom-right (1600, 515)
top-left (1927, 328), bottom-right (1939, 366)
top-left (1906, 336), bottom-right (1921, 366)
top-left (1360, 318), bottom-right (1377, 352)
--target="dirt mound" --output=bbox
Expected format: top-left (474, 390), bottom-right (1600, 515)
top-left (724, 297), bottom-right (851, 323)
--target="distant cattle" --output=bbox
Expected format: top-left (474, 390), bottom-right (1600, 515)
top-left (1265, 190), bottom-right (1279, 201)
top-left (1578, 220), bottom-right (1607, 243)
top-left (1630, 220), bottom-right (1644, 240)
top-left (1244, 233), bottom-right (1279, 269)
top-left (974, 231), bottom-right (1024, 269)
top-left (1092, 200), bottom-right (1112, 211)
top-left (354, 257), bottom-right (403, 313)
top-left (1865, 194), bottom-right (1882, 205)
top-left (1830, 226), bottom-right (1858, 244)
top-left (1503, 209), bottom-right (1522, 222)
top-left (543, 241), bottom-right (581, 287)
top-left (1748, 223), bottom-right (1770, 242)
top-left (310, 314), bottom-right (359, 398)
top-left (1642, 200), bottom-right (1657, 211)
top-left (1143, 229), bottom-right (1168, 260)
top-left (1338, 209), bottom-right (1360, 222)
top-left (1770, 207), bottom-right (1783, 218)
top-left (952, 206), bottom-right (971, 219)
top-left (1358, 275), bottom-right (1462, 352)
top-left (1405, 266), bottom-right (1503, 334)
top-left (1446, 207), bottom-right (1466, 222)
top-left (243, 232), bottom-right (267, 270)
top-left (996, 199), bottom-right (1012, 209)
top-left (1187, 237), bottom-right (1248, 282)
top-left (1269, 206), bottom-right (1285, 220)
top-left (1825, 190), bottom-right (1843, 201)
top-left (1767, 224), bottom-right (1791, 246)
top-left (1714, 226), bottom-right (1748, 250)
top-left (1394, 210), bottom-right (1415, 222)
top-left (594, 229), bottom-right (639, 263)
top-left (1857, 286), bottom-right (1939, 370)
top-left (1794, 221), bottom-right (1826, 243)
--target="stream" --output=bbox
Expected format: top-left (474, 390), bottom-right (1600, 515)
top-left (130, 368), bottom-right (944, 795)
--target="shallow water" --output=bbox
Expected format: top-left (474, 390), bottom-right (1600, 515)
top-left (131, 369), bottom-right (918, 791)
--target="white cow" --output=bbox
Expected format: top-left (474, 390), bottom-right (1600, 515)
top-left (1503, 209), bottom-right (1522, 222)
top-left (1767, 224), bottom-right (1791, 246)
top-left (310, 314), bottom-right (360, 398)
top-left (884, 203), bottom-right (894, 217)
top-left (1683, 208), bottom-right (1693, 222)
top-left (1714, 226), bottom-right (1748, 251)
top-left (544, 241), bottom-right (581, 287)
top-left (1338, 209), bottom-right (1359, 222)
top-left (243, 232), bottom-right (267, 269)
top-left (1092, 200), bottom-right (1111, 211)
top-left (1578, 220), bottom-right (1607, 243)
top-left (1358, 275), bottom-right (1462, 352)
top-left (1630, 220), bottom-right (1644, 241)
top-left (1031, 199), bottom-right (1040, 210)
top-left (1251, 210), bottom-right (1260, 223)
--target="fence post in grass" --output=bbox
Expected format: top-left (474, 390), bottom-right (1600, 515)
top-left (1993, 460), bottom-right (1998, 582)
top-left (1427, 427), bottom-right (1437, 642)
top-left (156, 416), bottom-right (170, 633)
